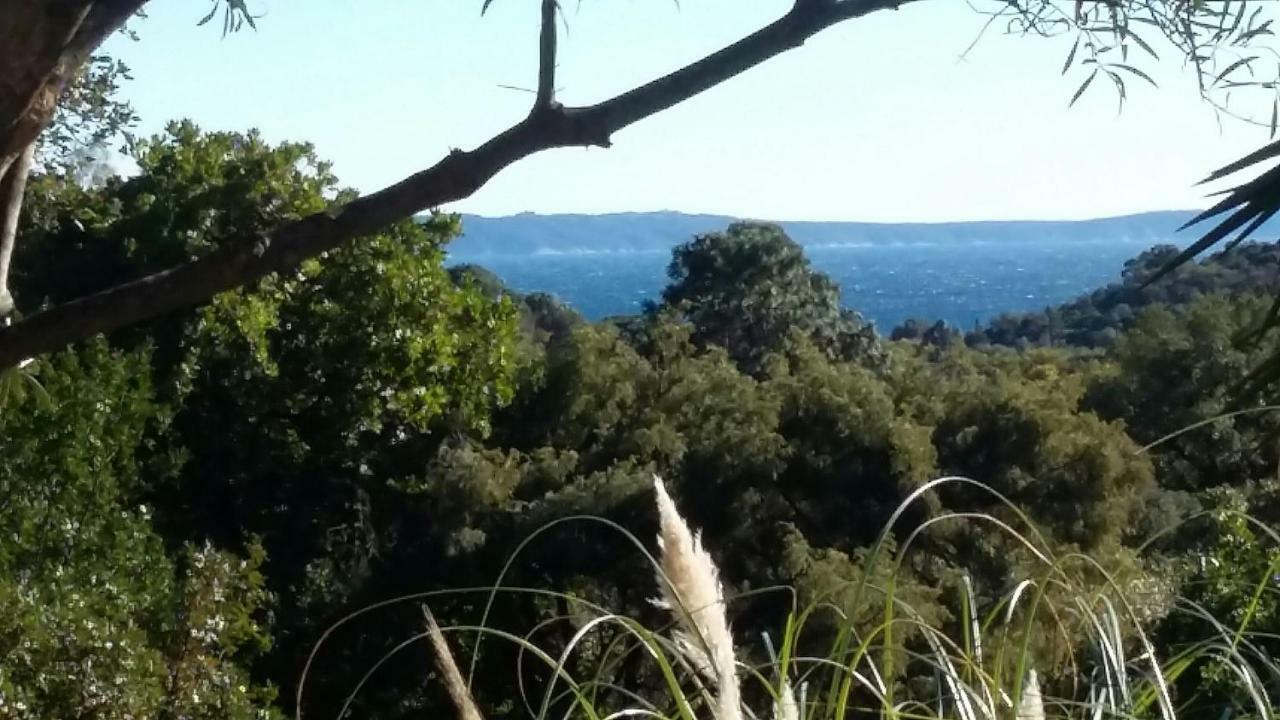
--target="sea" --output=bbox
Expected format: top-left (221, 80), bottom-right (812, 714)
top-left (450, 237), bottom-right (1173, 332)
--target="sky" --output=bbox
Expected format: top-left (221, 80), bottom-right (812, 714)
top-left (102, 0), bottom-right (1276, 222)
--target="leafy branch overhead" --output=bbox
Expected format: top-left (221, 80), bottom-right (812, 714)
top-left (992, 0), bottom-right (1279, 114)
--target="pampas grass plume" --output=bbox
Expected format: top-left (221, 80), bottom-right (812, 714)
top-left (423, 605), bottom-right (486, 720)
top-left (653, 475), bottom-right (742, 720)
top-left (1017, 669), bottom-right (1045, 720)
top-left (776, 680), bottom-right (799, 720)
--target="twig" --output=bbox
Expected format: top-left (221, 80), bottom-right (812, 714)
top-left (534, 0), bottom-right (558, 109)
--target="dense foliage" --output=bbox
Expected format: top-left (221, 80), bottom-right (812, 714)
top-left (658, 222), bottom-right (881, 373)
top-left (0, 342), bottom-right (279, 720)
top-left (3, 126), bottom-right (1279, 719)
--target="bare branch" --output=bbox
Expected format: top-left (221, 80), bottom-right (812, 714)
top-left (580, 0), bottom-right (905, 133)
top-left (534, 0), bottom-right (558, 109)
top-left (0, 143), bottom-right (34, 320)
top-left (0, 0), bottom-right (915, 369)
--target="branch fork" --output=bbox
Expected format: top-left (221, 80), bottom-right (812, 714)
top-left (0, 0), bottom-right (914, 369)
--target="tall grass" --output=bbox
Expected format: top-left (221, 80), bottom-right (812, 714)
top-left (304, 475), bottom-right (1278, 720)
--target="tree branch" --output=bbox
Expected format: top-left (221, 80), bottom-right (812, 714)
top-left (584, 0), bottom-right (902, 134)
top-left (0, 0), bottom-right (915, 370)
top-left (534, 0), bottom-right (558, 109)
top-left (0, 142), bottom-right (34, 321)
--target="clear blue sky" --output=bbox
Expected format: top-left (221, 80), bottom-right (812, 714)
top-left (103, 0), bottom-right (1274, 222)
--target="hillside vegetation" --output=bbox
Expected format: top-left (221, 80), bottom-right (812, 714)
top-left (2, 127), bottom-right (1278, 719)
top-left (952, 242), bottom-right (1280, 349)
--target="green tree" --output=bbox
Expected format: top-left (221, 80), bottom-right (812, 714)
top-left (37, 51), bottom-right (138, 175)
top-left (1156, 481), bottom-right (1280, 718)
top-left (925, 349), bottom-right (1153, 550)
top-left (1086, 294), bottom-right (1280, 494)
top-left (10, 123), bottom-right (524, 718)
top-left (660, 222), bottom-right (879, 373)
top-left (0, 341), bottom-right (278, 720)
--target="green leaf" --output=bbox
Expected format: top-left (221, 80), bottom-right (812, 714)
top-left (228, 0), bottom-right (257, 30)
top-left (1213, 56), bottom-right (1257, 87)
top-left (1069, 69), bottom-right (1098, 107)
top-left (1111, 63), bottom-right (1158, 88)
top-left (197, 2), bottom-right (218, 26)
top-left (1126, 30), bottom-right (1160, 61)
top-left (1214, 0), bottom-right (1232, 37)
top-left (1062, 35), bottom-right (1080, 75)
top-left (1105, 69), bottom-right (1127, 111)
top-left (1238, 19), bottom-right (1274, 44)
top-left (1227, 0), bottom-right (1248, 40)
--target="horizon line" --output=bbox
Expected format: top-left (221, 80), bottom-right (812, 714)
top-left (437, 207), bottom-right (1211, 226)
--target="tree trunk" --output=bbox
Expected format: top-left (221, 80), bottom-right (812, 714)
top-left (0, 0), bottom-right (145, 175)
top-left (0, 142), bottom-right (34, 320)
top-left (0, 0), bottom-right (145, 321)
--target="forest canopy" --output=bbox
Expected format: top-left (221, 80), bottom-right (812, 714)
top-left (4, 2), bottom-right (1280, 718)
top-left (3, 124), bottom-right (1279, 719)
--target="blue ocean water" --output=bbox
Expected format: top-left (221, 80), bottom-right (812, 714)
top-left (452, 238), bottom-right (1170, 332)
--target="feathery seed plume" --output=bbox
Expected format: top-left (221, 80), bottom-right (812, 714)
top-left (1017, 669), bottom-right (1045, 720)
top-left (775, 680), bottom-right (799, 720)
top-left (423, 605), bottom-right (485, 720)
top-left (652, 475), bottom-right (742, 720)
